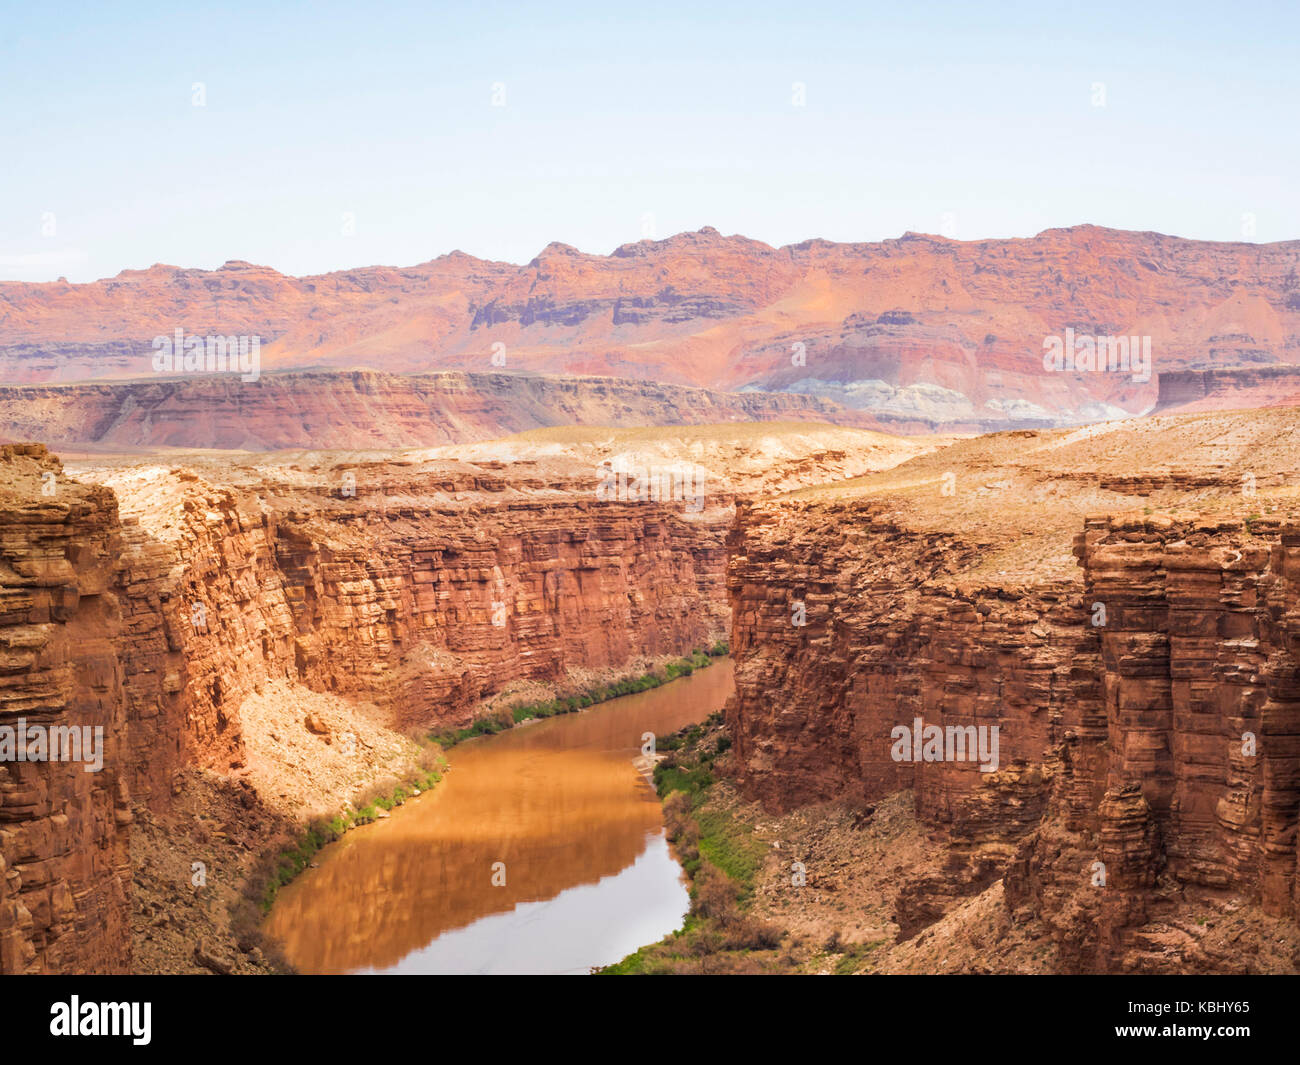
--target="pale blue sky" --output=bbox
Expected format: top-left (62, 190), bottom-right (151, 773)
top-left (3, 0), bottom-right (1297, 282)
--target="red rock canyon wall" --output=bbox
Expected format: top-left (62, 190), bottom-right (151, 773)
top-left (726, 499), bottom-right (1300, 970)
top-left (0, 448), bottom-right (728, 972)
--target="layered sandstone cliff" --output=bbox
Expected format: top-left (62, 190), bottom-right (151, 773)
top-left (724, 406), bottom-right (1300, 971)
top-left (0, 446), bottom-right (132, 973)
top-left (1003, 513), bottom-right (1300, 972)
top-left (0, 370), bottom-right (882, 452)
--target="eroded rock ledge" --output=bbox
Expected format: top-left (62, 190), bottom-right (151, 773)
top-left (725, 495), bottom-right (1300, 972)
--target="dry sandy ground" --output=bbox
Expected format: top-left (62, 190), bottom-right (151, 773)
top-left (237, 681), bottom-right (425, 822)
top-left (694, 782), bottom-right (1055, 974)
top-left (420, 421), bottom-right (959, 497)
top-left (792, 405), bottom-right (1300, 582)
top-left (63, 419), bottom-right (959, 514)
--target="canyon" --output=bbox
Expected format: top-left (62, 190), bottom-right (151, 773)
top-left (7, 400), bottom-right (1300, 975)
top-left (0, 421), bottom-right (923, 973)
top-left (3, 399), bottom-right (1299, 974)
top-left (4, 226), bottom-right (1300, 977)
top-left (3, 226), bottom-right (1298, 437)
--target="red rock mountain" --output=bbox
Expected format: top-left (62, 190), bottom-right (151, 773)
top-left (2, 226), bottom-right (1298, 434)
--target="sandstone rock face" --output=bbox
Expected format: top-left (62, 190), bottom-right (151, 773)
top-left (161, 470), bottom-right (728, 754)
top-left (0, 446), bottom-right (132, 974)
top-left (725, 499), bottom-right (1096, 918)
top-left (724, 416), bottom-right (1300, 971)
top-left (0, 445), bottom-right (733, 972)
top-left (1006, 516), bottom-right (1300, 971)
top-left (3, 226), bottom-right (1297, 431)
top-left (0, 370), bottom-right (882, 452)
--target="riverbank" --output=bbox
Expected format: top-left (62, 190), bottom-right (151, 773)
top-left (428, 642), bottom-right (728, 748)
top-left (130, 646), bottom-right (727, 974)
top-left (598, 717), bottom-right (959, 974)
top-left (263, 645), bottom-right (734, 909)
top-left (263, 656), bottom-right (734, 973)
top-left (598, 714), bottom-right (785, 974)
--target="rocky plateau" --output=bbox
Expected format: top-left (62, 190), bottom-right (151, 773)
top-left (3, 225), bottom-right (1298, 437)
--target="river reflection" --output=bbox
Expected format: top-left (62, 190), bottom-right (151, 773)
top-left (266, 659), bottom-right (734, 974)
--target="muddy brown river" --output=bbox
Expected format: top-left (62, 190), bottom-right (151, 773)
top-left (266, 660), bottom-right (734, 974)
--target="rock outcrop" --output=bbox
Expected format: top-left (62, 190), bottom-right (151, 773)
top-left (724, 406), bottom-right (1300, 971)
top-left (149, 460), bottom-right (729, 759)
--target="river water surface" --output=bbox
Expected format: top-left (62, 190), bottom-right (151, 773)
top-left (266, 659), bottom-right (734, 974)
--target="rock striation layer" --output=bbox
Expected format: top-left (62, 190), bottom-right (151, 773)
top-left (0, 370), bottom-right (882, 452)
top-left (724, 408), bottom-right (1300, 971)
top-left (0, 447), bottom-right (731, 972)
top-left (0, 446), bottom-right (132, 973)
top-left (1004, 515), bottom-right (1300, 971)
top-left (3, 226), bottom-right (1298, 430)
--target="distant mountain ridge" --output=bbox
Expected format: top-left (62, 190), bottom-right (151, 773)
top-left (2, 225), bottom-right (1298, 431)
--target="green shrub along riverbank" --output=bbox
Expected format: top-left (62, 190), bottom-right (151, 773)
top-left (428, 641), bottom-right (729, 749)
top-left (254, 764), bottom-right (446, 917)
top-left (598, 713), bottom-right (784, 975)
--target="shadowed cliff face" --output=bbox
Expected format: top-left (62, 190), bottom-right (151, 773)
top-left (724, 405), bottom-right (1300, 972)
top-left (2, 225), bottom-right (1298, 433)
top-left (0, 446), bottom-right (133, 974)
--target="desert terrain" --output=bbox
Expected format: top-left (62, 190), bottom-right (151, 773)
top-left (1, 220), bottom-right (1299, 978)
top-left (2, 399), bottom-right (1298, 975)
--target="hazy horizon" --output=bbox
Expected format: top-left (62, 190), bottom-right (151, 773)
top-left (12, 218), bottom-right (1300, 287)
top-left (4, 0), bottom-right (1297, 283)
